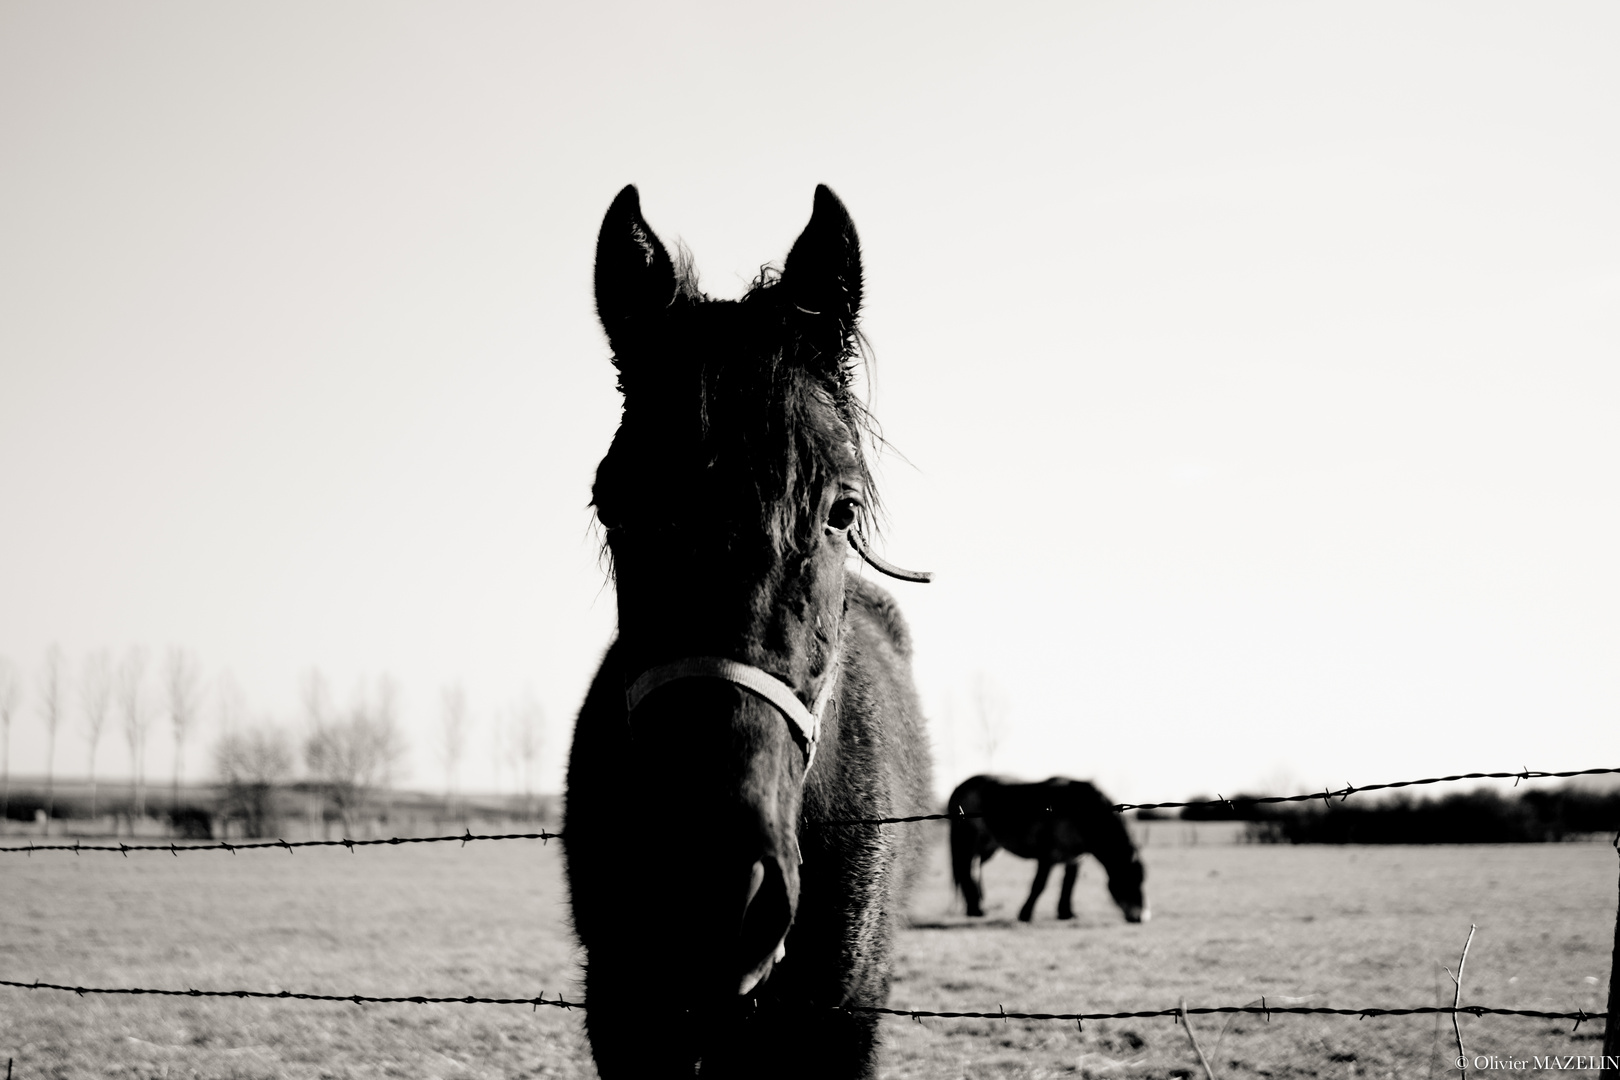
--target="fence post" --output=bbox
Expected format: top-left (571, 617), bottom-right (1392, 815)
top-left (1602, 841), bottom-right (1618, 1080)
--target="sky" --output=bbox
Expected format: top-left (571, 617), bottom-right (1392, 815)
top-left (1, 1), bottom-right (1616, 805)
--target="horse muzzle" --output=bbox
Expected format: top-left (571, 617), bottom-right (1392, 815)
top-left (621, 672), bottom-right (808, 999)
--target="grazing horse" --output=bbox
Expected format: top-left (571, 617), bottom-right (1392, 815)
top-left (564, 185), bottom-right (934, 1079)
top-left (948, 775), bottom-right (1149, 924)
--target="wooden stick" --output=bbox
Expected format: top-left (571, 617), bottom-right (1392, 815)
top-left (1178, 998), bottom-right (1218, 1080)
top-left (1430, 963), bottom-right (1444, 1080)
top-left (1600, 838), bottom-right (1618, 1080)
top-left (1446, 924), bottom-right (1478, 1078)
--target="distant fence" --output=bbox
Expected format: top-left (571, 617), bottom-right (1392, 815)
top-left (4, 764), bottom-right (1618, 1071)
top-left (6, 766), bottom-right (1616, 852)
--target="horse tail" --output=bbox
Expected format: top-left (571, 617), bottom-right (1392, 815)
top-left (948, 776), bottom-right (994, 915)
top-left (948, 808), bottom-right (975, 899)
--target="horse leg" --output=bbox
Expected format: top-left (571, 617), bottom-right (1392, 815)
top-left (951, 821), bottom-right (989, 917)
top-left (1056, 860), bottom-right (1080, 920)
top-left (1018, 859), bottom-right (1054, 922)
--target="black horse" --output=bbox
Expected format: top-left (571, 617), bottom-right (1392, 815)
top-left (948, 775), bottom-right (1149, 924)
top-left (564, 185), bottom-right (934, 1079)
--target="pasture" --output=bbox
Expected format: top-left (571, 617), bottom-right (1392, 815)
top-left (1, 825), bottom-right (1614, 1078)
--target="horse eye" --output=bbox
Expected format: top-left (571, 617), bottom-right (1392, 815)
top-left (826, 497), bottom-right (859, 533)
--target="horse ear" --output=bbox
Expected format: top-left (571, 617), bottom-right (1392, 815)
top-left (595, 185), bottom-right (678, 355)
top-left (782, 185), bottom-right (863, 329)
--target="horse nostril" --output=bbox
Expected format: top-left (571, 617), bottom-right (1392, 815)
top-left (737, 857), bottom-right (792, 996)
top-left (743, 858), bottom-right (767, 912)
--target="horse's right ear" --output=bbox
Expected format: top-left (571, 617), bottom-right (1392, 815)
top-left (595, 185), bottom-right (677, 356)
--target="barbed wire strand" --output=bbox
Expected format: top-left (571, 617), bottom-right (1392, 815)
top-left (825, 766), bottom-right (1620, 826)
top-left (848, 1004), bottom-right (1602, 1028)
top-left (0, 828), bottom-right (560, 855)
top-left (0, 978), bottom-right (577, 1010)
top-left (0, 979), bottom-right (1600, 1028)
top-left (2, 766), bottom-right (1616, 854)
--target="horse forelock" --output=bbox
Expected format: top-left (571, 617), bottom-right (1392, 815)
top-left (594, 269), bottom-right (880, 575)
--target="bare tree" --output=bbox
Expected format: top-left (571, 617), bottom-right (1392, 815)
top-left (303, 672), bottom-right (408, 834)
top-left (119, 647), bottom-right (151, 824)
top-left (214, 722), bottom-right (293, 838)
top-left (973, 671), bottom-right (1008, 771)
top-left (215, 669), bottom-right (245, 738)
top-left (511, 692), bottom-right (544, 820)
top-left (937, 690), bottom-right (960, 795)
top-left (488, 704), bottom-right (506, 799)
top-left (440, 682), bottom-right (468, 816)
top-left (299, 668), bottom-right (332, 831)
top-left (81, 649), bottom-right (113, 820)
top-left (0, 656), bottom-right (18, 823)
top-left (165, 647), bottom-right (200, 822)
top-left (38, 644), bottom-right (65, 830)
top-left (300, 668), bottom-right (331, 732)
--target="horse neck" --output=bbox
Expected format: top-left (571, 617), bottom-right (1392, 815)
top-left (1087, 815), bottom-right (1137, 874)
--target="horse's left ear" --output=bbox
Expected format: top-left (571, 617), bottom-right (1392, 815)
top-left (783, 185), bottom-right (863, 331)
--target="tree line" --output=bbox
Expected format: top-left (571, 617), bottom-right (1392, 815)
top-left (1174, 785), bottom-right (1620, 842)
top-left (0, 648), bottom-right (547, 838)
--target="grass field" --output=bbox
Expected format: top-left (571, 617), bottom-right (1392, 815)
top-left (1, 823), bottom-right (1614, 1079)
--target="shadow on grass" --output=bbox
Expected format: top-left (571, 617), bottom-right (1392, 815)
top-left (908, 917), bottom-right (1029, 931)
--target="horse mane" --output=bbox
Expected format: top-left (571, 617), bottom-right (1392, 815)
top-left (606, 259), bottom-right (885, 566)
top-left (738, 264), bottom-right (882, 555)
top-left (1062, 779), bottom-right (1137, 866)
top-left (848, 576), bottom-right (912, 659)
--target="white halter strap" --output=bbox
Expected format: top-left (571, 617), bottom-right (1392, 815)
top-left (625, 653), bottom-right (839, 773)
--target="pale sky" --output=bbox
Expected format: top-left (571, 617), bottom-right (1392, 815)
top-left (2, 1), bottom-right (1616, 804)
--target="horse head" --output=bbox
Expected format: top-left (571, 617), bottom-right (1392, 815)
top-left (590, 184), bottom-right (873, 1001)
top-left (1106, 851), bottom-right (1150, 923)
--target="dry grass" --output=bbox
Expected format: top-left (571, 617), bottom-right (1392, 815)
top-left (0, 837), bottom-right (592, 1079)
top-left (1, 824), bottom-right (1614, 1078)
top-left (889, 829), bottom-right (1615, 1078)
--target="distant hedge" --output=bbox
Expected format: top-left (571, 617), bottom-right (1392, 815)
top-left (1180, 785), bottom-right (1620, 843)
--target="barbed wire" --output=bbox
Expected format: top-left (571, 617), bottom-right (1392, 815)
top-left (0, 979), bottom-right (1600, 1030)
top-left (0, 978), bottom-right (577, 1010)
top-left (848, 1002), bottom-right (1603, 1030)
top-left (809, 766), bottom-right (1620, 825)
top-left (0, 828), bottom-right (560, 856)
top-left (3, 765), bottom-right (1616, 853)
top-left (1116, 765), bottom-right (1620, 813)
